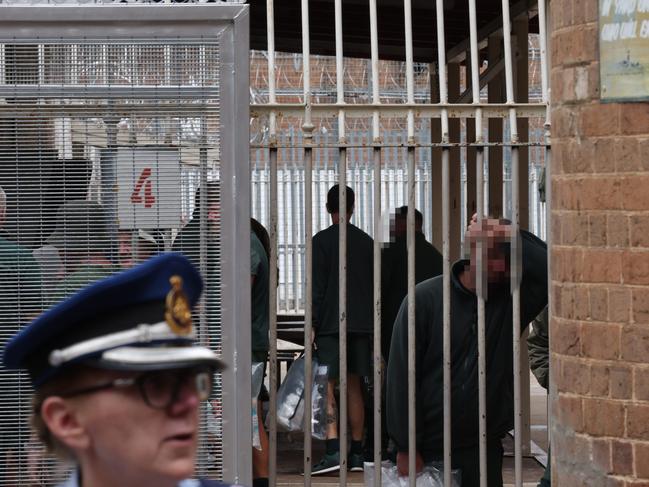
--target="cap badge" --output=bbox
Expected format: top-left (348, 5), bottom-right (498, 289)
top-left (165, 275), bottom-right (193, 336)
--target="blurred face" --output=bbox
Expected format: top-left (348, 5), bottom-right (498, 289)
top-left (70, 369), bottom-right (201, 485)
top-left (466, 216), bottom-right (511, 286)
top-left (117, 232), bottom-right (156, 269)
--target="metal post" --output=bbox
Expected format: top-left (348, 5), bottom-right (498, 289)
top-left (334, 1), bottom-right (348, 483)
top-left (369, 0), bottom-right (383, 484)
top-left (402, 1), bottom-right (417, 485)
top-left (487, 34), bottom-right (504, 219)
top-left (434, 1), bottom-right (452, 485)
top-left (266, 2), bottom-right (279, 486)
top-left (501, 1), bottom-right (522, 486)
top-left (468, 3), bottom-right (488, 486)
top-left (300, 0), bottom-right (315, 483)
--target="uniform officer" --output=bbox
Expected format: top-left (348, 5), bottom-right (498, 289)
top-left (2, 253), bottom-right (240, 487)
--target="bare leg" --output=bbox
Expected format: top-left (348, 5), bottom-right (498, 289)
top-left (252, 401), bottom-right (269, 479)
top-left (347, 374), bottom-right (365, 442)
top-left (326, 379), bottom-right (339, 439)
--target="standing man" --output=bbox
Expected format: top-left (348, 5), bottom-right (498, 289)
top-left (386, 217), bottom-right (547, 487)
top-left (2, 253), bottom-right (240, 487)
top-left (311, 185), bottom-right (373, 474)
top-left (381, 206), bottom-right (443, 361)
top-left (250, 219), bottom-right (270, 487)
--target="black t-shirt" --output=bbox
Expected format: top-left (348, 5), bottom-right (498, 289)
top-left (312, 223), bottom-right (374, 335)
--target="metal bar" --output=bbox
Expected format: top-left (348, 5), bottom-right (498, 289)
top-left (487, 34), bottom-right (504, 219)
top-left (402, 0), bottom-right (417, 485)
top-left (300, 0), bottom-right (316, 483)
top-left (0, 85), bottom-right (220, 98)
top-left (434, 0), bottom-right (452, 484)
top-left (513, 16), bottom-right (532, 457)
top-left (249, 141), bottom-right (547, 150)
top-left (266, 1), bottom-right (279, 485)
top-left (250, 103), bottom-right (546, 119)
top-left (0, 102), bottom-right (546, 119)
top-left (369, 0), bottom-right (382, 484)
top-left (500, 1), bottom-right (523, 486)
top-left (468, 2), bottom-right (488, 486)
top-left (335, 0), bottom-right (348, 482)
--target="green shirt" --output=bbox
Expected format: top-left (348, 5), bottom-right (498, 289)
top-left (250, 232), bottom-right (269, 352)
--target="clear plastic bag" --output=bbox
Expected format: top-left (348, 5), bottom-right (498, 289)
top-left (251, 362), bottom-right (265, 450)
top-left (274, 355), bottom-right (329, 439)
top-left (363, 460), bottom-right (461, 487)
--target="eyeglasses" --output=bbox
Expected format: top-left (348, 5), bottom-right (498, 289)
top-left (60, 366), bottom-right (214, 410)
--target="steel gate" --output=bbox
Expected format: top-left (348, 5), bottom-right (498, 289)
top-left (248, 1), bottom-right (552, 487)
top-left (0, 5), bottom-right (250, 485)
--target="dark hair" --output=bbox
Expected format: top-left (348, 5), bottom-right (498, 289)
top-left (395, 206), bottom-right (423, 226)
top-left (193, 180), bottom-right (220, 212)
top-left (326, 185), bottom-right (354, 214)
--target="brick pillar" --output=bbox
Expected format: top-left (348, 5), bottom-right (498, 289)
top-left (550, 1), bottom-right (649, 485)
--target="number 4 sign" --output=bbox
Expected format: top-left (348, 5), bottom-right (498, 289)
top-left (116, 147), bottom-right (182, 230)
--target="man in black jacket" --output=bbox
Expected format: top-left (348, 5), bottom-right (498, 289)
top-left (381, 206), bottom-right (443, 361)
top-left (312, 185), bottom-right (374, 474)
top-left (386, 217), bottom-right (547, 487)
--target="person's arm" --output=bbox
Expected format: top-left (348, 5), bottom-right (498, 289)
top-left (527, 306), bottom-right (549, 389)
top-left (519, 230), bottom-right (548, 328)
top-left (311, 235), bottom-right (326, 330)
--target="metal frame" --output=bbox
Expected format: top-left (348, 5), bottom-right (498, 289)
top-left (0, 5), bottom-right (252, 484)
top-left (254, 0), bottom-right (551, 485)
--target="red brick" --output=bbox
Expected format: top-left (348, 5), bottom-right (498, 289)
top-left (554, 105), bottom-right (579, 138)
top-left (579, 177), bottom-right (623, 211)
top-left (591, 363), bottom-right (611, 397)
top-left (609, 287), bottom-right (631, 323)
top-left (623, 251), bottom-right (649, 285)
top-left (636, 443), bottom-right (649, 479)
top-left (634, 367), bottom-right (649, 401)
top-left (555, 393), bottom-right (584, 432)
top-left (581, 249), bottom-right (622, 284)
top-left (612, 440), bottom-right (634, 476)
top-left (589, 286), bottom-right (608, 322)
top-left (558, 358), bottom-right (591, 395)
top-left (592, 437), bottom-right (612, 473)
top-left (627, 404), bottom-right (649, 439)
top-left (583, 398), bottom-right (625, 437)
top-left (621, 326), bottom-right (649, 363)
top-left (615, 138), bottom-right (641, 172)
top-left (592, 137), bottom-right (617, 173)
top-left (640, 138), bottom-right (649, 171)
top-left (581, 323), bottom-right (620, 360)
top-left (562, 211), bottom-right (590, 245)
top-left (552, 318), bottom-right (581, 356)
top-left (620, 104), bottom-right (649, 136)
top-left (608, 213), bottom-right (630, 248)
top-left (574, 286), bottom-right (590, 320)
top-left (632, 289), bottom-right (649, 324)
top-left (609, 366), bottom-right (632, 400)
top-left (552, 213), bottom-right (562, 246)
top-left (621, 176), bottom-right (649, 211)
top-left (631, 215), bottom-right (649, 248)
top-left (589, 213), bottom-right (608, 247)
top-left (581, 103), bottom-right (620, 137)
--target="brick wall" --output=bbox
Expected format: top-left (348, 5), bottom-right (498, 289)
top-left (550, 1), bottom-right (649, 485)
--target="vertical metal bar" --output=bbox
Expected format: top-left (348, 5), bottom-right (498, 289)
top-left (300, 0), bottom-right (315, 483)
top-left (334, 0), bottom-right (349, 484)
top-left (434, 1), bottom-right (452, 485)
top-left (468, 2), bottom-right (488, 487)
top-left (501, 1), bottom-right (522, 486)
top-left (369, 0), bottom-right (382, 484)
top-left (266, 2), bottom-right (279, 486)
top-left (538, 0), bottom-right (552, 462)
top-left (403, 1), bottom-right (416, 485)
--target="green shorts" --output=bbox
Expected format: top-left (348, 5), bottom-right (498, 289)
top-left (314, 333), bottom-right (371, 380)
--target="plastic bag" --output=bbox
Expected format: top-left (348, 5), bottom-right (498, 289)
top-left (251, 362), bottom-right (265, 450)
top-left (363, 460), bottom-right (461, 487)
top-left (274, 355), bottom-right (329, 439)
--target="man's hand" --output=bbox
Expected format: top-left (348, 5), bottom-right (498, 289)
top-left (396, 451), bottom-right (424, 476)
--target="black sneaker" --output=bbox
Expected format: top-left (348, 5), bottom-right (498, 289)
top-left (348, 452), bottom-right (364, 472)
top-left (311, 451), bottom-right (341, 475)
